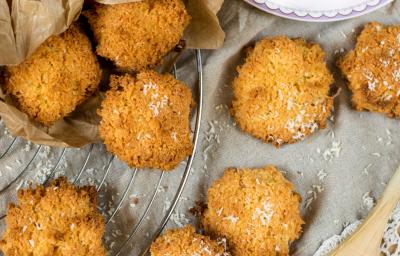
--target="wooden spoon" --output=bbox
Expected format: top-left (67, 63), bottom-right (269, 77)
top-left (330, 165), bottom-right (400, 256)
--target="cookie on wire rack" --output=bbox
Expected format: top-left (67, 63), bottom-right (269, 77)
top-left (201, 166), bottom-right (304, 256)
top-left (231, 36), bottom-right (334, 147)
top-left (0, 178), bottom-right (106, 256)
top-left (98, 70), bottom-right (193, 171)
top-left (338, 22), bottom-right (400, 118)
top-left (85, 0), bottom-right (190, 71)
top-left (150, 225), bottom-right (230, 256)
top-left (3, 24), bottom-right (101, 127)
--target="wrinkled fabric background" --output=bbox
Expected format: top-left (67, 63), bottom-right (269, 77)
top-left (179, 1), bottom-right (400, 255)
top-left (1, 1), bottom-right (400, 256)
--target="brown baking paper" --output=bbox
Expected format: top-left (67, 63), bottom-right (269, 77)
top-left (0, 0), bottom-right (100, 148)
top-left (0, 0), bottom-right (84, 66)
top-left (0, 0), bottom-right (224, 148)
top-left (0, 92), bottom-right (102, 147)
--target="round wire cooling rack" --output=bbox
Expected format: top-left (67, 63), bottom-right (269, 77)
top-left (0, 49), bottom-right (203, 256)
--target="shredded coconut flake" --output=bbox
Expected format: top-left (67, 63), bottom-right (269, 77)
top-left (171, 132), bottom-right (177, 141)
top-left (223, 215), bottom-right (239, 224)
top-left (170, 211), bottom-right (190, 227)
top-left (393, 69), bottom-right (400, 82)
top-left (252, 201), bottom-right (274, 226)
top-left (143, 81), bottom-right (157, 95)
top-left (317, 169), bottom-right (327, 181)
top-left (322, 140), bottom-right (342, 161)
top-left (362, 192), bottom-right (375, 211)
top-left (216, 207), bottom-right (223, 216)
top-left (28, 239), bottom-right (35, 248)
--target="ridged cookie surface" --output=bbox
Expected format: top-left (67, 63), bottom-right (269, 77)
top-left (4, 25), bottom-right (101, 126)
top-left (150, 225), bottom-right (230, 256)
top-left (202, 166), bottom-right (304, 256)
top-left (85, 0), bottom-right (190, 71)
top-left (98, 71), bottom-right (193, 170)
top-left (0, 178), bottom-right (106, 256)
top-left (231, 37), bottom-right (333, 146)
top-left (339, 22), bottom-right (400, 118)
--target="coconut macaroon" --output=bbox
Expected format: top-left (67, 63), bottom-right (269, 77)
top-left (98, 70), bottom-right (193, 171)
top-left (3, 25), bottom-right (101, 126)
top-left (201, 166), bottom-right (304, 256)
top-left (231, 37), bottom-right (334, 147)
top-left (150, 225), bottom-right (230, 256)
top-left (0, 178), bottom-right (106, 256)
top-left (85, 0), bottom-right (190, 71)
top-left (338, 22), bottom-right (400, 118)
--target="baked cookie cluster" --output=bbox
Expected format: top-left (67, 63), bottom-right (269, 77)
top-left (201, 166), bottom-right (304, 256)
top-left (98, 71), bottom-right (193, 170)
top-left (232, 23), bottom-right (400, 146)
top-left (3, 25), bottom-right (101, 126)
top-left (339, 22), bottom-right (400, 118)
top-left (87, 0), bottom-right (194, 171)
top-left (0, 178), bottom-right (106, 256)
top-left (231, 37), bottom-right (334, 147)
top-left (85, 0), bottom-right (190, 71)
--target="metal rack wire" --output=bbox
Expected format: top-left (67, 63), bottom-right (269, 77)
top-left (0, 49), bottom-right (203, 256)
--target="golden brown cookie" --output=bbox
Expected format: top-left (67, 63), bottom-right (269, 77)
top-left (201, 166), bottom-right (304, 256)
top-left (338, 22), bottom-right (400, 118)
top-left (0, 178), bottom-right (106, 256)
top-left (231, 36), bottom-right (334, 147)
top-left (98, 70), bottom-right (193, 171)
top-left (150, 225), bottom-right (230, 256)
top-left (3, 25), bottom-right (101, 126)
top-left (85, 0), bottom-right (190, 71)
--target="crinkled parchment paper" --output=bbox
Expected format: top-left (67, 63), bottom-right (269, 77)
top-left (0, 93), bottom-right (102, 147)
top-left (0, 0), bottom-right (225, 147)
top-left (0, 0), bottom-right (83, 66)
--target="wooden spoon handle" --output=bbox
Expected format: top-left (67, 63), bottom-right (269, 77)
top-left (330, 166), bottom-right (400, 256)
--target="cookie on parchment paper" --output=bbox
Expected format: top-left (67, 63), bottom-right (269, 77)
top-left (201, 166), bottom-right (304, 256)
top-left (3, 25), bottom-right (101, 126)
top-left (0, 178), bottom-right (106, 256)
top-left (85, 0), bottom-right (190, 71)
top-left (231, 36), bottom-right (334, 147)
top-left (338, 22), bottom-right (400, 118)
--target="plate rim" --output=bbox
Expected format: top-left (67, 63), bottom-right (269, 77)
top-left (244, 0), bottom-right (394, 22)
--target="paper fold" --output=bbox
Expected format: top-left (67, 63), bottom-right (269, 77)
top-left (0, 0), bottom-right (224, 147)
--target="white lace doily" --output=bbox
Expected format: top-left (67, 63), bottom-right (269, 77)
top-left (381, 203), bottom-right (400, 256)
top-left (314, 203), bottom-right (400, 255)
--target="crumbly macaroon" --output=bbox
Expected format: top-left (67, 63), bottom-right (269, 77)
top-left (0, 178), bottom-right (106, 256)
top-left (98, 70), bottom-right (193, 171)
top-left (3, 25), bottom-right (101, 126)
top-left (201, 166), bottom-right (304, 256)
top-left (231, 36), bottom-right (334, 147)
top-left (338, 22), bottom-right (400, 118)
top-left (150, 225), bottom-right (230, 256)
top-left (85, 0), bottom-right (190, 71)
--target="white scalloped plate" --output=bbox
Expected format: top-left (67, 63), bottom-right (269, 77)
top-left (244, 0), bottom-right (393, 22)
